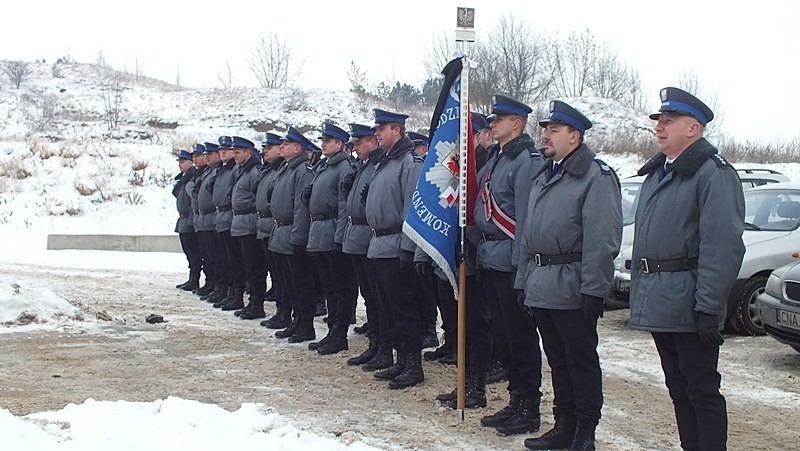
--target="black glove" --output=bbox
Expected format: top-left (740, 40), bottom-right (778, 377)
top-left (360, 183), bottom-right (370, 204)
top-left (399, 249), bottom-right (414, 271)
top-left (515, 289), bottom-right (535, 319)
top-left (292, 244), bottom-right (306, 256)
top-left (581, 294), bottom-right (605, 322)
top-left (333, 242), bottom-right (343, 253)
top-left (340, 172), bottom-right (356, 194)
top-left (415, 261), bottom-right (432, 278)
top-left (300, 184), bottom-right (312, 206)
top-left (695, 312), bottom-right (724, 346)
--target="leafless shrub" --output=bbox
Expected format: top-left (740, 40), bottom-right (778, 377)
top-left (285, 88), bottom-right (308, 111)
top-left (66, 204), bottom-right (83, 216)
top-left (129, 170), bottom-right (146, 187)
top-left (717, 136), bottom-right (800, 164)
top-left (4, 60), bottom-right (30, 89)
top-left (0, 159), bottom-right (32, 179)
top-left (102, 75), bottom-right (124, 130)
top-left (151, 168), bottom-right (173, 188)
top-left (591, 133), bottom-right (658, 160)
top-left (248, 32), bottom-right (303, 88)
top-left (131, 158), bottom-right (149, 171)
top-left (75, 177), bottom-right (99, 196)
top-left (125, 191), bottom-right (145, 205)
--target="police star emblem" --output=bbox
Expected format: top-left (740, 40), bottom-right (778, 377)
top-left (660, 88), bottom-right (668, 102)
top-left (549, 100), bottom-right (556, 112)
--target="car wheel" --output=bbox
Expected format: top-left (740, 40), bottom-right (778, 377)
top-left (731, 275), bottom-right (767, 336)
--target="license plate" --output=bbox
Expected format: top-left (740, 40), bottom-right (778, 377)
top-left (613, 279), bottom-right (630, 293)
top-left (776, 309), bottom-right (800, 331)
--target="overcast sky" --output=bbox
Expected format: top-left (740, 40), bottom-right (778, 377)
top-left (2, 0), bottom-right (797, 142)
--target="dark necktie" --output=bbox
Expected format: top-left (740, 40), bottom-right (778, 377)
top-left (659, 162), bottom-right (673, 181)
top-left (548, 162), bottom-right (560, 181)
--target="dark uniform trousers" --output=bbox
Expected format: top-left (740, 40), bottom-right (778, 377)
top-left (261, 240), bottom-right (284, 307)
top-left (373, 257), bottom-right (420, 352)
top-left (485, 269), bottom-right (543, 398)
top-left (237, 234), bottom-right (267, 298)
top-left (434, 276), bottom-right (458, 347)
top-left (415, 271), bottom-right (439, 332)
top-left (533, 307), bottom-right (602, 420)
top-left (218, 230), bottom-right (245, 289)
top-left (179, 231), bottom-right (202, 275)
top-left (315, 250), bottom-right (358, 329)
top-left (198, 231), bottom-right (219, 285)
top-left (351, 254), bottom-right (380, 336)
top-left (652, 332), bottom-right (726, 451)
top-left (288, 250), bottom-right (316, 323)
top-left (436, 274), bottom-right (492, 372)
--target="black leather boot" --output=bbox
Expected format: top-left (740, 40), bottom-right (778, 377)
top-left (481, 393), bottom-right (522, 427)
top-left (265, 285), bottom-right (278, 302)
top-left (176, 272), bottom-right (192, 289)
top-left (496, 395), bottom-right (541, 436)
top-left (221, 287), bottom-right (245, 311)
top-left (486, 358), bottom-right (508, 384)
top-left (239, 298), bottom-right (266, 320)
top-left (523, 409), bottom-right (577, 450)
top-left (262, 305), bottom-right (291, 329)
top-left (212, 286), bottom-right (233, 307)
top-left (388, 350), bottom-right (424, 389)
top-left (362, 342), bottom-right (394, 372)
top-left (275, 318), bottom-right (298, 339)
top-left (568, 415), bottom-right (598, 451)
top-left (347, 336), bottom-right (378, 366)
top-left (353, 322), bottom-right (370, 335)
top-left (423, 339), bottom-right (453, 361)
top-left (421, 326), bottom-right (440, 350)
top-left (287, 315), bottom-right (316, 343)
top-left (374, 350), bottom-right (405, 380)
top-left (314, 298), bottom-right (327, 317)
top-left (446, 371), bottom-right (487, 409)
top-left (308, 325), bottom-right (335, 351)
top-left (317, 327), bottom-right (348, 355)
top-left (196, 280), bottom-right (215, 296)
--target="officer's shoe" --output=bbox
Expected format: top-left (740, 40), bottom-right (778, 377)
top-left (234, 303), bottom-right (251, 317)
top-left (361, 344), bottom-right (394, 372)
top-left (523, 409), bottom-right (577, 450)
top-left (347, 336), bottom-right (378, 366)
top-left (265, 285), bottom-right (278, 302)
top-left (314, 299), bottom-right (327, 317)
top-left (353, 322), bottom-right (370, 335)
top-left (374, 351), bottom-right (406, 380)
top-left (287, 326), bottom-right (315, 343)
top-left (274, 321), bottom-right (298, 339)
top-left (487, 359), bottom-right (508, 384)
top-left (239, 301), bottom-right (266, 320)
top-left (262, 307), bottom-right (291, 329)
top-left (317, 330), bottom-right (348, 355)
top-left (567, 415), bottom-right (598, 451)
top-left (220, 288), bottom-right (245, 311)
top-left (308, 326), bottom-right (335, 351)
top-left (480, 393), bottom-right (522, 427)
top-left (388, 351), bottom-right (424, 389)
top-left (196, 281), bottom-right (215, 296)
top-left (438, 352), bottom-right (457, 365)
top-left (446, 371), bottom-right (487, 409)
top-left (176, 273), bottom-right (192, 289)
top-left (421, 326), bottom-right (440, 349)
top-left (496, 395), bottom-right (541, 436)
top-left (436, 388), bottom-right (457, 403)
top-left (205, 285), bottom-right (228, 302)
top-left (423, 341), bottom-right (452, 361)
top-left (211, 287), bottom-right (233, 307)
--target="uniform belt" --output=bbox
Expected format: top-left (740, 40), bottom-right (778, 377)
top-left (233, 207), bottom-right (256, 216)
top-left (534, 252), bottom-right (582, 266)
top-left (179, 214), bottom-right (190, 219)
top-left (372, 226), bottom-right (402, 237)
top-left (192, 209), bottom-right (200, 215)
top-left (348, 216), bottom-right (368, 225)
top-left (275, 218), bottom-right (293, 227)
top-left (215, 206), bottom-right (232, 213)
top-left (482, 232), bottom-right (510, 241)
top-left (200, 208), bottom-right (215, 215)
top-left (311, 212), bottom-right (337, 221)
top-left (257, 210), bottom-right (271, 219)
top-left (639, 257), bottom-right (698, 274)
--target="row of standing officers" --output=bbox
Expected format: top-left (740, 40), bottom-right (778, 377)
top-left (172, 87), bottom-right (743, 451)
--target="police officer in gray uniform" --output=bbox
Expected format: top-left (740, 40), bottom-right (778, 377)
top-left (174, 149), bottom-right (201, 291)
top-left (629, 88), bottom-right (744, 451)
top-left (342, 123), bottom-right (385, 366)
top-left (364, 108), bottom-right (424, 389)
top-left (474, 94), bottom-right (544, 436)
top-left (269, 126), bottom-right (317, 343)
top-left (255, 133), bottom-right (288, 328)
top-left (518, 101), bottom-right (622, 451)
top-left (193, 143), bottom-right (221, 298)
top-left (305, 122), bottom-right (358, 355)
top-left (227, 137), bottom-right (267, 319)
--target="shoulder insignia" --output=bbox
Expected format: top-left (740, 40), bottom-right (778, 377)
top-left (412, 153), bottom-right (425, 163)
top-left (594, 158), bottom-right (612, 175)
top-left (711, 153), bottom-right (733, 170)
top-left (529, 147), bottom-right (545, 160)
top-left (304, 163), bottom-right (314, 172)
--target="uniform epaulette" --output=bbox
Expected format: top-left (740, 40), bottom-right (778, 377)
top-left (530, 147), bottom-right (545, 160)
top-left (594, 158), bottom-right (612, 175)
top-left (710, 153), bottom-right (733, 170)
top-left (412, 153), bottom-right (425, 163)
top-left (304, 163), bottom-right (315, 172)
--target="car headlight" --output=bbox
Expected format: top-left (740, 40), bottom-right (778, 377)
top-left (765, 273), bottom-right (783, 298)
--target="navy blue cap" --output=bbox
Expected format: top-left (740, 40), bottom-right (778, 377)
top-left (345, 141), bottom-right (354, 151)
top-left (649, 87), bottom-right (714, 126)
top-left (177, 150), bottom-right (193, 161)
top-left (373, 108), bottom-right (409, 125)
top-left (320, 122), bottom-right (350, 143)
top-left (191, 143), bottom-right (206, 155)
top-left (203, 142), bottom-right (219, 153)
top-left (218, 136), bottom-right (234, 149)
top-left (538, 100), bottom-right (593, 134)
top-left (490, 94), bottom-right (532, 117)
top-left (282, 126), bottom-right (318, 152)
top-left (348, 123), bottom-right (376, 140)
top-left (471, 112), bottom-right (487, 132)
top-left (262, 132), bottom-right (283, 147)
top-left (231, 136), bottom-right (255, 151)
top-left (407, 131), bottom-right (429, 146)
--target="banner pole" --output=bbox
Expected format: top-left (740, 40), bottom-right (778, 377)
top-left (455, 55), bottom-right (470, 420)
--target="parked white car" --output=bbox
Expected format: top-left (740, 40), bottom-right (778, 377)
top-left (608, 177), bottom-right (800, 336)
top-left (756, 260), bottom-right (800, 353)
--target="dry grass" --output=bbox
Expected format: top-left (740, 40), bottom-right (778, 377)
top-left (0, 159), bottom-right (32, 179)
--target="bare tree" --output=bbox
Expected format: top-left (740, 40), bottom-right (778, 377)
top-left (346, 60), bottom-right (368, 94)
top-left (217, 58), bottom-right (233, 90)
top-left (676, 69), bottom-right (724, 138)
top-left (248, 33), bottom-right (302, 88)
top-left (102, 75), bottom-right (124, 130)
top-left (422, 30), bottom-right (458, 78)
top-left (489, 15), bottom-right (552, 103)
top-left (96, 49), bottom-right (108, 67)
top-left (550, 29), bottom-right (596, 97)
top-left (4, 60), bottom-right (31, 89)
top-left (175, 60), bottom-right (181, 87)
top-left (133, 56), bottom-right (144, 83)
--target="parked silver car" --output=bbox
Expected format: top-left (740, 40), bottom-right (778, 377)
top-left (756, 260), bottom-right (800, 353)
